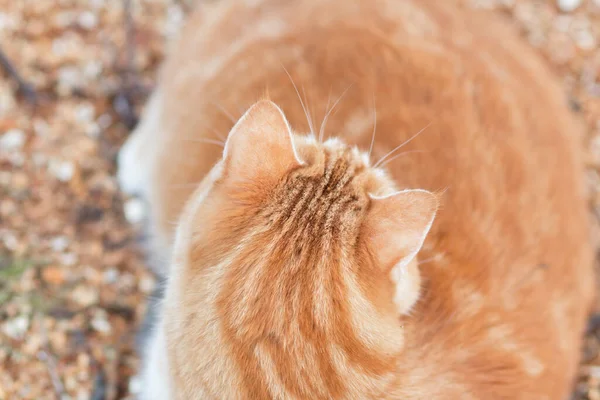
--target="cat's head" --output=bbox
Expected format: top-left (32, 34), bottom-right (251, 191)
top-left (163, 99), bottom-right (438, 398)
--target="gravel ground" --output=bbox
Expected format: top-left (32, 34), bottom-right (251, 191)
top-left (0, 1), bottom-right (599, 399)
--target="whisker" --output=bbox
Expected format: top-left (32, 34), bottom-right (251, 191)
top-left (281, 63), bottom-right (315, 135)
top-left (319, 88), bottom-right (333, 142)
top-left (319, 83), bottom-right (354, 143)
top-left (368, 92), bottom-right (377, 161)
top-left (374, 121), bottom-right (432, 168)
top-left (418, 253), bottom-right (444, 265)
top-left (302, 86), bottom-right (316, 138)
top-left (210, 101), bottom-right (237, 125)
top-left (170, 182), bottom-right (203, 189)
top-left (206, 125), bottom-right (227, 141)
top-left (182, 137), bottom-right (225, 147)
top-left (379, 150), bottom-right (427, 169)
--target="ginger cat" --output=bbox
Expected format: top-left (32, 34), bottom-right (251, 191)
top-left (117, 0), bottom-right (595, 399)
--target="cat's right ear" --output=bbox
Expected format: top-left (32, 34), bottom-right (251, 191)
top-left (222, 100), bottom-right (303, 182)
top-left (365, 189), bottom-right (438, 270)
top-left (364, 189), bottom-right (438, 314)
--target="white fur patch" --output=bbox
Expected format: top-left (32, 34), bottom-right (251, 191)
top-left (390, 260), bottom-right (421, 315)
top-left (117, 91), bottom-right (163, 197)
top-left (140, 324), bottom-right (172, 400)
top-left (117, 129), bottom-right (147, 196)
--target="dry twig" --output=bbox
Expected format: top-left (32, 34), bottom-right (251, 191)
top-left (0, 46), bottom-right (38, 104)
top-left (37, 317), bottom-right (67, 399)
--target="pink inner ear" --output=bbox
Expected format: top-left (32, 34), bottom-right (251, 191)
top-left (223, 100), bottom-right (302, 181)
top-left (367, 189), bottom-right (438, 270)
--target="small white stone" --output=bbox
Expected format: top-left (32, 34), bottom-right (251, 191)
top-left (164, 5), bottom-right (185, 37)
top-left (573, 29), bottom-right (597, 51)
top-left (60, 253), bottom-right (78, 267)
top-left (75, 103), bottom-right (95, 123)
top-left (557, 0), bottom-right (582, 12)
top-left (76, 390), bottom-right (89, 400)
top-left (49, 160), bottom-right (75, 182)
top-left (51, 236), bottom-right (70, 252)
top-left (124, 198), bottom-right (146, 224)
top-left (103, 268), bottom-right (119, 284)
top-left (57, 66), bottom-right (81, 90)
top-left (52, 38), bottom-right (68, 56)
top-left (71, 286), bottom-right (99, 307)
top-left (97, 114), bottom-right (113, 130)
top-left (2, 316), bottom-right (29, 340)
top-left (0, 12), bottom-right (10, 32)
top-left (84, 123), bottom-right (101, 139)
top-left (2, 231), bottom-right (18, 250)
top-left (77, 11), bottom-right (98, 30)
top-left (91, 315), bottom-right (111, 334)
top-left (8, 152), bottom-right (25, 167)
top-left (128, 375), bottom-right (143, 394)
top-left (83, 61), bottom-right (102, 79)
top-left (0, 129), bottom-right (25, 151)
top-left (33, 119), bottom-right (50, 137)
top-left (32, 153), bottom-right (47, 167)
top-left (139, 276), bottom-right (155, 294)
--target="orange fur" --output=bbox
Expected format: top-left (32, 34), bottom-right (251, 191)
top-left (120, 1), bottom-right (595, 399)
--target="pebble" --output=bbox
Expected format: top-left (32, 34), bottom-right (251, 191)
top-left (2, 231), bottom-right (18, 250)
top-left (49, 160), bottom-right (75, 182)
top-left (139, 276), bottom-right (155, 294)
top-left (124, 198), bottom-right (147, 224)
top-left (8, 152), bottom-right (25, 167)
top-left (75, 103), bottom-right (96, 123)
top-left (70, 285), bottom-right (99, 307)
top-left (83, 61), bottom-right (102, 79)
top-left (0, 129), bottom-right (25, 151)
top-left (32, 153), bottom-right (47, 168)
top-left (77, 11), bottom-right (98, 30)
top-left (32, 119), bottom-right (50, 137)
top-left (51, 235), bottom-right (70, 252)
top-left (91, 314), bottom-right (111, 334)
top-left (2, 316), bottom-right (29, 340)
top-left (97, 114), bottom-right (113, 129)
top-left (57, 66), bottom-right (82, 92)
top-left (557, 0), bottom-right (582, 12)
top-left (103, 267), bottom-right (119, 284)
top-left (84, 123), bottom-right (101, 139)
top-left (575, 30), bottom-right (597, 51)
top-left (60, 253), bottom-right (78, 267)
top-left (164, 5), bottom-right (185, 37)
top-left (128, 376), bottom-right (143, 394)
top-left (42, 266), bottom-right (65, 285)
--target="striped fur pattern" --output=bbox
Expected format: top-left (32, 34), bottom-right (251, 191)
top-left (117, 0), bottom-right (595, 399)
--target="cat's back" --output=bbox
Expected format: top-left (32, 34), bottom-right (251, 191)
top-left (146, 0), bottom-right (594, 398)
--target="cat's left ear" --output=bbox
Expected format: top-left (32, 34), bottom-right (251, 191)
top-left (222, 100), bottom-right (303, 181)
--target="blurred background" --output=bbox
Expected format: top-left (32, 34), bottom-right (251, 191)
top-left (0, 0), bottom-right (599, 399)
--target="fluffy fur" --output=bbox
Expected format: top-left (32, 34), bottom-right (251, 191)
top-left (118, 1), bottom-right (595, 399)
